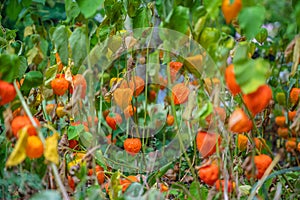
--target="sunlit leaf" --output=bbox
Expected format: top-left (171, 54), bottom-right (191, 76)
top-left (44, 133), bottom-right (59, 165)
top-left (6, 127), bottom-right (28, 167)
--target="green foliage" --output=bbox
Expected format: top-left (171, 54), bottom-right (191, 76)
top-left (52, 25), bottom-right (69, 66)
top-left (238, 6), bottom-right (266, 39)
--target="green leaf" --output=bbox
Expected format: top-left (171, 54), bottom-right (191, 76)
top-left (188, 181), bottom-right (208, 200)
top-left (155, 0), bottom-right (173, 20)
top-left (0, 54), bottom-right (20, 83)
top-left (234, 58), bottom-right (269, 94)
top-left (18, 56), bottom-right (28, 79)
top-left (5, 0), bottom-right (22, 21)
top-left (126, 0), bottom-right (141, 18)
top-left (124, 182), bottom-right (143, 198)
top-left (164, 6), bottom-right (189, 34)
top-left (67, 125), bottom-right (85, 140)
top-left (30, 190), bottom-right (61, 200)
top-left (65, 0), bottom-right (80, 21)
top-left (132, 7), bottom-right (152, 29)
top-left (20, 71), bottom-right (43, 94)
top-left (238, 6), bottom-right (266, 39)
top-left (52, 25), bottom-right (69, 66)
top-left (79, 132), bottom-right (93, 148)
top-left (198, 102), bottom-right (213, 120)
top-left (69, 27), bottom-right (87, 68)
top-left (77, 0), bottom-right (103, 18)
top-left (233, 42), bottom-right (248, 63)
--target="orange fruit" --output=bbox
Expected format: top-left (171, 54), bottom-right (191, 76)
top-left (95, 165), bottom-right (105, 184)
top-left (225, 64), bottom-right (241, 96)
top-left (124, 105), bottom-right (136, 119)
top-left (172, 83), bottom-right (190, 105)
top-left (106, 113), bottom-right (122, 130)
top-left (160, 183), bottom-right (169, 192)
top-left (124, 138), bottom-right (142, 155)
top-left (68, 175), bottom-right (75, 191)
top-left (253, 154), bottom-right (272, 179)
top-left (228, 108), bottom-right (253, 133)
top-left (277, 127), bottom-right (289, 138)
top-left (285, 138), bottom-right (297, 152)
top-left (166, 114), bottom-right (175, 126)
top-left (68, 139), bottom-right (78, 149)
top-left (205, 107), bottom-right (226, 125)
top-left (46, 104), bottom-right (56, 114)
top-left (169, 61), bottom-right (183, 82)
top-left (288, 111), bottom-right (296, 121)
top-left (69, 74), bottom-right (87, 98)
top-left (222, 0), bottom-right (242, 24)
top-left (129, 76), bottom-right (145, 97)
top-left (51, 75), bottom-right (69, 96)
top-left (26, 135), bottom-right (44, 159)
top-left (237, 134), bottom-right (248, 151)
top-left (120, 176), bottom-right (139, 192)
top-left (11, 116), bottom-right (40, 137)
top-left (254, 137), bottom-right (266, 151)
top-left (242, 84), bottom-right (272, 116)
top-left (0, 80), bottom-right (16, 106)
top-left (196, 131), bottom-right (221, 158)
top-left (149, 90), bottom-right (157, 102)
top-left (275, 116), bottom-right (286, 127)
top-left (198, 164), bottom-right (219, 186)
top-left (215, 179), bottom-right (235, 193)
top-left (290, 88), bottom-right (300, 104)
top-left (297, 143), bottom-right (300, 152)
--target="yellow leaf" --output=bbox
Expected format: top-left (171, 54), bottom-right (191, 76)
top-left (44, 133), bottom-right (59, 165)
top-left (6, 127), bottom-right (28, 167)
top-left (113, 88), bottom-right (133, 110)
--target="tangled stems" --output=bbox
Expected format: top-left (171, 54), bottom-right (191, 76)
top-left (13, 81), bottom-right (70, 200)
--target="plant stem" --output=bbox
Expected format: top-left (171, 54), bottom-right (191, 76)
top-left (13, 81), bottom-right (70, 200)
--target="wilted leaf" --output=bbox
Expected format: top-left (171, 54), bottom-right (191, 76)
top-left (109, 170), bottom-right (122, 199)
top-left (184, 54), bottom-right (203, 78)
top-left (44, 133), bottom-right (59, 165)
top-left (182, 90), bottom-right (197, 120)
top-left (291, 35), bottom-right (300, 76)
top-left (6, 127), bottom-right (28, 167)
top-left (26, 46), bottom-right (44, 65)
top-left (113, 88), bottom-right (133, 110)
